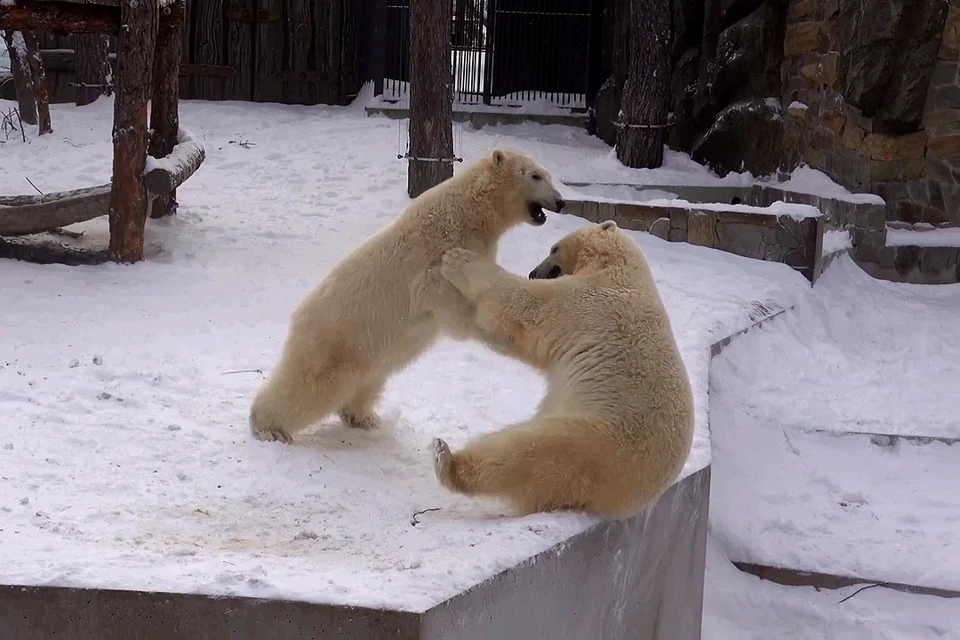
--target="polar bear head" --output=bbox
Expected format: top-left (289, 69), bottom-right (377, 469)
top-left (528, 219), bottom-right (636, 279)
top-left (487, 149), bottom-right (566, 227)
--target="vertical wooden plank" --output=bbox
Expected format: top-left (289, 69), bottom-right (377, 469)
top-left (178, 0), bottom-right (193, 98)
top-left (339, 0), bottom-right (359, 104)
top-left (191, 0), bottom-right (225, 99)
top-left (285, 0), bottom-right (314, 104)
top-left (254, 0), bottom-right (285, 102)
top-left (324, 0), bottom-right (341, 104)
top-left (224, 0), bottom-right (254, 100)
top-left (149, 0), bottom-right (186, 218)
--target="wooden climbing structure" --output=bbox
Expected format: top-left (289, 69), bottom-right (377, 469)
top-left (0, 0), bottom-right (204, 264)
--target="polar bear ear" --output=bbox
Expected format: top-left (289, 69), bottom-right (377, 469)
top-left (599, 220), bottom-right (618, 230)
top-left (491, 149), bottom-right (505, 166)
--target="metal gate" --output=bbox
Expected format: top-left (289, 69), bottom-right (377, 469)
top-left (378, 0), bottom-right (600, 110)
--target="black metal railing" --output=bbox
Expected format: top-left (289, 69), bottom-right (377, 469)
top-left (378, 0), bottom-right (600, 110)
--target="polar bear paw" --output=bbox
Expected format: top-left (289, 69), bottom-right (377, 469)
top-left (339, 410), bottom-right (381, 430)
top-left (252, 427), bottom-right (293, 444)
top-left (440, 248), bottom-right (482, 291)
top-left (432, 437), bottom-right (454, 488)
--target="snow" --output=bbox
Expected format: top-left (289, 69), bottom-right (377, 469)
top-left (563, 183), bottom-right (822, 220)
top-left (787, 101), bottom-right (809, 111)
top-left (0, 92), bottom-right (810, 611)
top-left (708, 254), bottom-right (960, 595)
top-left (703, 537), bottom-right (960, 640)
top-left (143, 127), bottom-right (203, 176)
top-left (770, 165), bottom-right (886, 205)
top-left (821, 229), bottom-right (852, 255)
top-left (886, 226), bottom-right (960, 247)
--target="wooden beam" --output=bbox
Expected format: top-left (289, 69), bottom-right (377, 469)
top-left (148, 0), bottom-right (186, 218)
top-left (108, 0), bottom-right (157, 263)
top-left (143, 129), bottom-right (205, 195)
top-left (0, 185), bottom-right (111, 236)
top-left (0, 2), bottom-right (120, 36)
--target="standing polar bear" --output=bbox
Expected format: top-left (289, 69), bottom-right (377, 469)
top-left (433, 220), bottom-right (694, 519)
top-left (250, 149), bottom-right (566, 443)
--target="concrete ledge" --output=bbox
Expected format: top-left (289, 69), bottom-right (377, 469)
top-left (365, 106), bottom-right (588, 130)
top-left (854, 244), bottom-right (960, 284)
top-left (0, 467), bottom-right (711, 639)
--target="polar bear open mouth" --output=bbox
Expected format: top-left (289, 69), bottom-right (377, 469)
top-left (528, 203), bottom-right (547, 225)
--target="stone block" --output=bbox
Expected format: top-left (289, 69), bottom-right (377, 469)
top-left (649, 217), bottom-right (671, 241)
top-left (903, 156), bottom-right (925, 179)
top-left (895, 245), bottom-right (922, 276)
top-left (896, 131), bottom-right (929, 158)
top-left (687, 211), bottom-right (718, 248)
top-left (716, 221), bottom-right (769, 259)
top-left (789, 0), bottom-right (817, 20)
top-left (928, 134), bottom-right (960, 157)
top-left (668, 229), bottom-right (685, 242)
top-left (856, 203), bottom-right (887, 230)
top-left (821, 52), bottom-right (840, 87)
top-left (923, 152), bottom-right (959, 182)
top-left (669, 209), bottom-right (688, 231)
top-left (823, 0), bottom-right (839, 17)
top-left (800, 63), bottom-right (820, 84)
top-left (941, 182), bottom-right (960, 224)
top-left (896, 200), bottom-right (925, 224)
top-left (921, 247), bottom-right (960, 274)
top-left (820, 110), bottom-right (846, 134)
top-left (933, 83), bottom-right (960, 109)
top-left (930, 61), bottom-right (960, 88)
top-left (854, 238), bottom-right (881, 263)
top-left (922, 108), bottom-right (960, 134)
top-left (841, 122), bottom-right (866, 149)
top-left (877, 246), bottom-right (897, 268)
top-left (943, 8), bottom-right (960, 54)
top-left (784, 22), bottom-right (820, 56)
top-left (870, 159), bottom-right (902, 181)
top-left (862, 133), bottom-right (898, 161)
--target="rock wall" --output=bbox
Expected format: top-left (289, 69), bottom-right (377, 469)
top-left (781, 0), bottom-right (957, 226)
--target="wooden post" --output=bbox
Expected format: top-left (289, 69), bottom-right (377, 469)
top-left (75, 34), bottom-right (112, 106)
top-left (148, 0), bottom-right (185, 218)
top-left (0, 2), bottom-right (121, 34)
top-left (1, 30), bottom-right (38, 125)
top-left (615, 0), bottom-right (672, 168)
top-left (108, 0), bottom-right (157, 263)
top-left (22, 32), bottom-right (52, 135)
top-left (406, 0), bottom-right (454, 199)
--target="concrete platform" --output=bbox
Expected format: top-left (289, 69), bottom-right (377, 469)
top-left (0, 468), bottom-right (710, 640)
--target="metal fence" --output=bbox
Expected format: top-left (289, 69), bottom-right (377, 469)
top-left (379, 0), bottom-right (600, 110)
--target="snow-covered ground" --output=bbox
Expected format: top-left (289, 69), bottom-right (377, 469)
top-left (707, 254), bottom-right (960, 638)
top-left (1, 88), bottom-right (955, 636)
top-left (0, 91), bottom-right (811, 612)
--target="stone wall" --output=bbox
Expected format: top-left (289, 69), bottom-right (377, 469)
top-left (563, 196), bottom-right (823, 282)
top-left (780, 0), bottom-right (960, 227)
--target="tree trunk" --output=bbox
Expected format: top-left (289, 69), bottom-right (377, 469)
top-left (616, 0), bottom-right (672, 169)
top-left (108, 0), bottom-right (157, 263)
top-left (2, 31), bottom-right (37, 125)
top-left (0, 2), bottom-right (120, 35)
top-left (22, 31), bottom-right (52, 135)
top-left (75, 34), bottom-right (111, 106)
top-left (148, 0), bottom-right (186, 218)
top-left (406, 0), bottom-right (454, 198)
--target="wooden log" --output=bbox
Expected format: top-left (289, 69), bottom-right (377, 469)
top-left (0, 2), bottom-right (120, 36)
top-left (0, 236), bottom-right (110, 266)
top-left (108, 0), bottom-right (157, 263)
top-left (615, 0), bottom-right (672, 168)
top-left (75, 34), bottom-right (111, 105)
top-left (143, 128), bottom-right (204, 194)
top-left (2, 30), bottom-right (38, 125)
top-left (22, 31), bottom-right (52, 135)
top-left (0, 184), bottom-right (111, 236)
top-left (148, 0), bottom-right (185, 218)
top-left (406, 0), bottom-right (454, 198)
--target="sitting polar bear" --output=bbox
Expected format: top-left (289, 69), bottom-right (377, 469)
top-left (433, 220), bottom-right (694, 519)
top-left (250, 149), bottom-right (566, 443)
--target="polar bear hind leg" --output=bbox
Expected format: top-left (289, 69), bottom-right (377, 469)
top-left (433, 417), bottom-right (633, 518)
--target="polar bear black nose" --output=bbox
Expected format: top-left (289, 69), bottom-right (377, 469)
top-left (555, 199), bottom-right (566, 211)
top-left (528, 268), bottom-right (538, 279)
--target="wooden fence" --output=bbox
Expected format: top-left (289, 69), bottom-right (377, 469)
top-left (23, 0), bottom-right (365, 106)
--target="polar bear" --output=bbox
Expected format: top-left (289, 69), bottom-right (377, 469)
top-left (432, 220), bottom-right (694, 519)
top-left (250, 149), bottom-right (566, 443)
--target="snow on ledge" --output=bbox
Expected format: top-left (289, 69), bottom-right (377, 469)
top-left (886, 227), bottom-right (960, 247)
